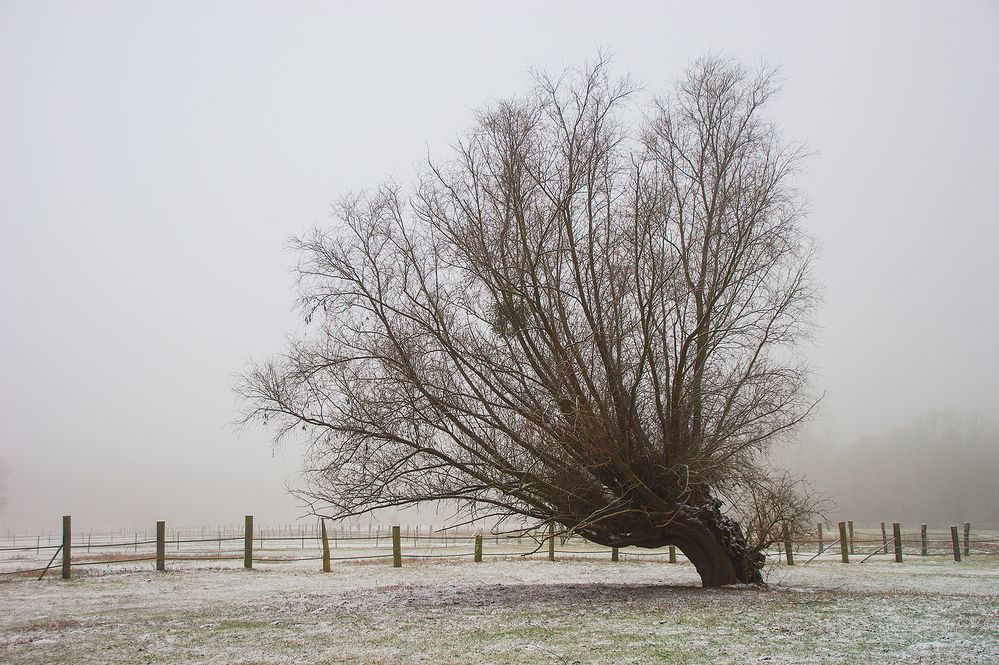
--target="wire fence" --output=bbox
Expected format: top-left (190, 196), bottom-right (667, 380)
top-left (789, 534), bottom-right (999, 557)
top-left (1, 519), bottom-right (996, 579)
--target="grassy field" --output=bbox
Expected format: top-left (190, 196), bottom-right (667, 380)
top-left (2, 555), bottom-right (997, 663)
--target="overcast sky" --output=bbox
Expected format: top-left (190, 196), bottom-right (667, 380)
top-left (1, 1), bottom-right (997, 534)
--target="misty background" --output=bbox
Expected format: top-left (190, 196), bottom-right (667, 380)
top-left (1, 1), bottom-right (997, 534)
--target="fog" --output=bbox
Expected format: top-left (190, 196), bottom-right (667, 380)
top-left (1, 1), bottom-right (997, 534)
top-left (782, 410), bottom-right (999, 527)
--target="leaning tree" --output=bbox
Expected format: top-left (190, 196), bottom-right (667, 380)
top-left (240, 56), bottom-right (819, 586)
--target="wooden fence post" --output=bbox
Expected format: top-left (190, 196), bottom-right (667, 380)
top-left (817, 523), bottom-right (823, 553)
top-left (61, 515), bottom-right (71, 580)
top-left (847, 520), bottom-right (854, 554)
top-left (963, 522), bottom-right (970, 557)
top-left (880, 522), bottom-right (887, 551)
top-left (669, 545), bottom-right (676, 563)
top-left (838, 521), bottom-right (849, 563)
top-left (321, 520), bottom-right (331, 573)
top-left (921, 524), bottom-right (927, 556)
top-left (548, 523), bottom-right (555, 561)
top-left (611, 546), bottom-right (619, 562)
top-left (783, 525), bottom-right (794, 565)
top-left (244, 515), bottom-right (253, 569)
top-left (392, 525), bottom-right (401, 568)
top-left (892, 522), bottom-right (902, 563)
top-left (950, 525), bottom-right (961, 562)
top-left (474, 533), bottom-right (482, 562)
top-left (156, 521), bottom-right (165, 571)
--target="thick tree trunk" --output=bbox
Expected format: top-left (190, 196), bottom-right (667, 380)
top-left (666, 497), bottom-right (764, 586)
top-left (584, 496), bottom-right (764, 587)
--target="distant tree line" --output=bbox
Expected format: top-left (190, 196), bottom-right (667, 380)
top-left (789, 411), bottom-right (998, 528)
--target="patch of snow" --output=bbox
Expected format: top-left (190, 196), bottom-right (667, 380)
top-left (1, 556), bottom-right (996, 663)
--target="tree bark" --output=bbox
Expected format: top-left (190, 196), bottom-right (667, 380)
top-left (583, 496), bottom-right (764, 587)
top-left (668, 498), bottom-right (765, 586)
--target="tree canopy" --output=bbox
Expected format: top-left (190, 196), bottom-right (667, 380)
top-left (240, 55), bottom-right (819, 585)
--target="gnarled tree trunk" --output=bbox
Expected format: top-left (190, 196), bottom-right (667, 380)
top-left (579, 495), bottom-right (765, 586)
top-left (669, 501), bottom-right (766, 586)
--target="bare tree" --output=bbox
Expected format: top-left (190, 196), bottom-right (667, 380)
top-left (239, 55), bottom-right (819, 586)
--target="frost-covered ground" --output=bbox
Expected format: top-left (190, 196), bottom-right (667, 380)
top-left (2, 556), bottom-right (997, 664)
